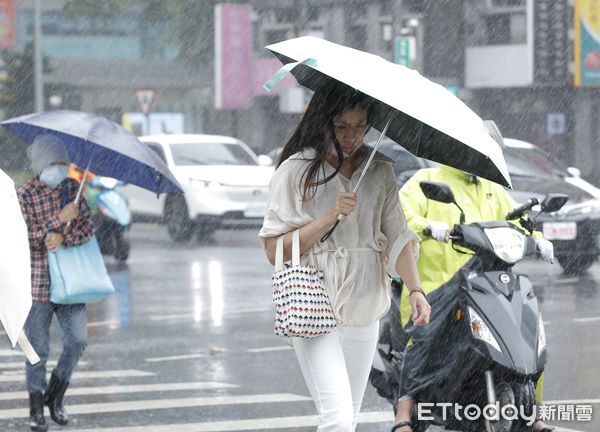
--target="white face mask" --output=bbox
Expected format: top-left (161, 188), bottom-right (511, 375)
top-left (40, 165), bottom-right (68, 189)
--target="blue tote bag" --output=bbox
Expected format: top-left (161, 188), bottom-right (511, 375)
top-left (48, 187), bottom-right (114, 304)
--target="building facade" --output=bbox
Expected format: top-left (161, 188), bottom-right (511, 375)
top-left (8, 0), bottom-right (598, 184)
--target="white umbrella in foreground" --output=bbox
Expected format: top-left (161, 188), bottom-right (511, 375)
top-left (0, 169), bottom-right (39, 364)
top-left (265, 36), bottom-right (510, 187)
top-left (264, 36), bottom-right (512, 239)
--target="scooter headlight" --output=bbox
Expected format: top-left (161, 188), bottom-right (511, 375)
top-left (484, 227), bottom-right (526, 264)
top-left (468, 307), bottom-right (502, 352)
top-left (537, 314), bottom-right (546, 357)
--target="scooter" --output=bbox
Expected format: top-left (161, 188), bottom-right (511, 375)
top-left (371, 181), bottom-right (568, 432)
top-left (86, 176), bottom-right (131, 262)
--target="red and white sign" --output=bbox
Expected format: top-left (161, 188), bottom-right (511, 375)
top-left (543, 222), bottom-right (577, 240)
top-left (214, 4), bottom-right (253, 110)
top-left (0, 0), bottom-right (15, 50)
top-left (134, 87), bottom-right (156, 116)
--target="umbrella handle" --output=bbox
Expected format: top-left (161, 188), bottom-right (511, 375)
top-left (319, 114), bottom-right (395, 243)
top-left (64, 161), bottom-right (91, 233)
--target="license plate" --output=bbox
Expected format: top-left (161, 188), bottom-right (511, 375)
top-left (543, 222), bottom-right (577, 240)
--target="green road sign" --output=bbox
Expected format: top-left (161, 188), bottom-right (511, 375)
top-left (394, 36), bottom-right (412, 67)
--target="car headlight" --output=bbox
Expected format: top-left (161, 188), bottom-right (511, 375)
top-left (189, 178), bottom-right (224, 189)
top-left (537, 314), bottom-right (546, 357)
top-left (483, 227), bottom-right (526, 264)
top-left (468, 307), bottom-right (502, 352)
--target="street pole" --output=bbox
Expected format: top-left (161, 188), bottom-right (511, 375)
top-left (33, 0), bottom-right (44, 112)
top-left (392, 0), bottom-right (403, 41)
top-left (296, 0), bottom-right (308, 37)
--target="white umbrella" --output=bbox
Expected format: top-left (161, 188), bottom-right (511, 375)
top-left (264, 36), bottom-right (511, 188)
top-left (0, 169), bottom-right (39, 364)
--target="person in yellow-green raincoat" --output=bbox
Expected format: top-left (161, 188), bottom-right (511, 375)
top-left (391, 121), bottom-right (557, 432)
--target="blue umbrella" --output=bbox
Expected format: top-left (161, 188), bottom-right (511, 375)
top-left (1, 110), bottom-right (181, 195)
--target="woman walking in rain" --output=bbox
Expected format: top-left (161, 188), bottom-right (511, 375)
top-left (259, 85), bottom-right (431, 431)
top-left (18, 134), bottom-right (94, 432)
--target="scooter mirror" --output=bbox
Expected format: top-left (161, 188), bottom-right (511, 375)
top-left (540, 193), bottom-right (569, 213)
top-left (419, 181), bottom-right (455, 204)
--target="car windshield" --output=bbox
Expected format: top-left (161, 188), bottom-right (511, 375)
top-left (170, 142), bottom-right (257, 166)
top-left (504, 146), bottom-right (569, 179)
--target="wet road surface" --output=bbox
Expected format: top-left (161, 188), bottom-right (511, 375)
top-left (0, 223), bottom-right (597, 431)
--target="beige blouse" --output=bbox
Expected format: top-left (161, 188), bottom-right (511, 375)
top-left (259, 148), bottom-right (420, 326)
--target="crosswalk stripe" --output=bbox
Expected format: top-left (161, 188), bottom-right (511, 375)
top-left (0, 381), bottom-right (237, 401)
top-left (62, 411), bottom-right (586, 432)
top-left (0, 350), bottom-right (23, 357)
top-left (0, 369), bottom-right (154, 383)
top-left (145, 353), bottom-right (207, 362)
top-left (573, 316), bottom-right (600, 323)
top-left (545, 398), bottom-right (600, 405)
top-left (0, 360), bottom-right (88, 370)
top-left (59, 411), bottom-right (394, 432)
top-left (0, 393), bottom-right (311, 419)
top-left (87, 320), bottom-right (120, 328)
top-left (247, 346), bottom-right (293, 353)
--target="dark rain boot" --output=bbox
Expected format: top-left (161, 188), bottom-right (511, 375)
top-left (29, 392), bottom-right (48, 432)
top-left (43, 372), bottom-right (69, 425)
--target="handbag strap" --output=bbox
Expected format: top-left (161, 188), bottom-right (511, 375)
top-left (292, 229), bottom-right (300, 267)
top-left (274, 229), bottom-right (301, 271)
top-left (275, 235), bottom-right (284, 271)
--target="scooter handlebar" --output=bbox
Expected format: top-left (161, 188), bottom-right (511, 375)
top-left (506, 198), bottom-right (539, 220)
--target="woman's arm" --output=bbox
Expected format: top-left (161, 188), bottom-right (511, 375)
top-left (264, 192), bottom-right (356, 265)
top-left (395, 244), bottom-right (431, 326)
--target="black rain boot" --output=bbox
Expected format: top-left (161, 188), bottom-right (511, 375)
top-left (43, 372), bottom-right (69, 425)
top-left (29, 392), bottom-right (48, 432)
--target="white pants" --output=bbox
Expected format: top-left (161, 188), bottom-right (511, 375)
top-left (292, 322), bottom-right (379, 432)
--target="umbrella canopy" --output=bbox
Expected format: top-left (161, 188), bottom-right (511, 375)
top-left (265, 36), bottom-right (511, 188)
top-left (1, 110), bottom-right (181, 194)
top-left (0, 170), bottom-right (34, 354)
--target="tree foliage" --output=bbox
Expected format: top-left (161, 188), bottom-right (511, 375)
top-left (0, 43), bottom-right (55, 118)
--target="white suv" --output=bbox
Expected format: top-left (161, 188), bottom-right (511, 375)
top-left (118, 134), bottom-right (274, 241)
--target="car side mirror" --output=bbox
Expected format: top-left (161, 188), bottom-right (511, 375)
top-left (540, 193), bottom-right (569, 213)
top-left (419, 181), bottom-right (455, 204)
top-left (257, 155), bottom-right (273, 166)
top-left (567, 167), bottom-right (581, 178)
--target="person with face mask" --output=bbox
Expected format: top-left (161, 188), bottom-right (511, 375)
top-left (17, 134), bottom-right (95, 432)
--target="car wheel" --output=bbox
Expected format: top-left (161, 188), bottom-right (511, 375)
top-left (164, 195), bottom-right (194, 242)
top-left (195, 223), bottom-right (217, 244)
top-left (557, 254), bottom-right (597, 275)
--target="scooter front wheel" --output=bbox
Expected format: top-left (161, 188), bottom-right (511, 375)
top-left (485, 379), bottom-right (535, 432)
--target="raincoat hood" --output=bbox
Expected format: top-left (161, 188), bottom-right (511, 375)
top-left (26, 134), bottom-right (69, 174)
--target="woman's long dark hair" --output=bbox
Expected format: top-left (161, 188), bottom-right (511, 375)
top-left (277, 84), bottom-right (375, 201)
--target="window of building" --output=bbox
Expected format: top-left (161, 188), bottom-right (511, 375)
top-left (263, 29), bottom-right (292, 47)
top-left (485, 12), bottom-right (526, 45)
top-left (491, 0), bottom-right (526, 6)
